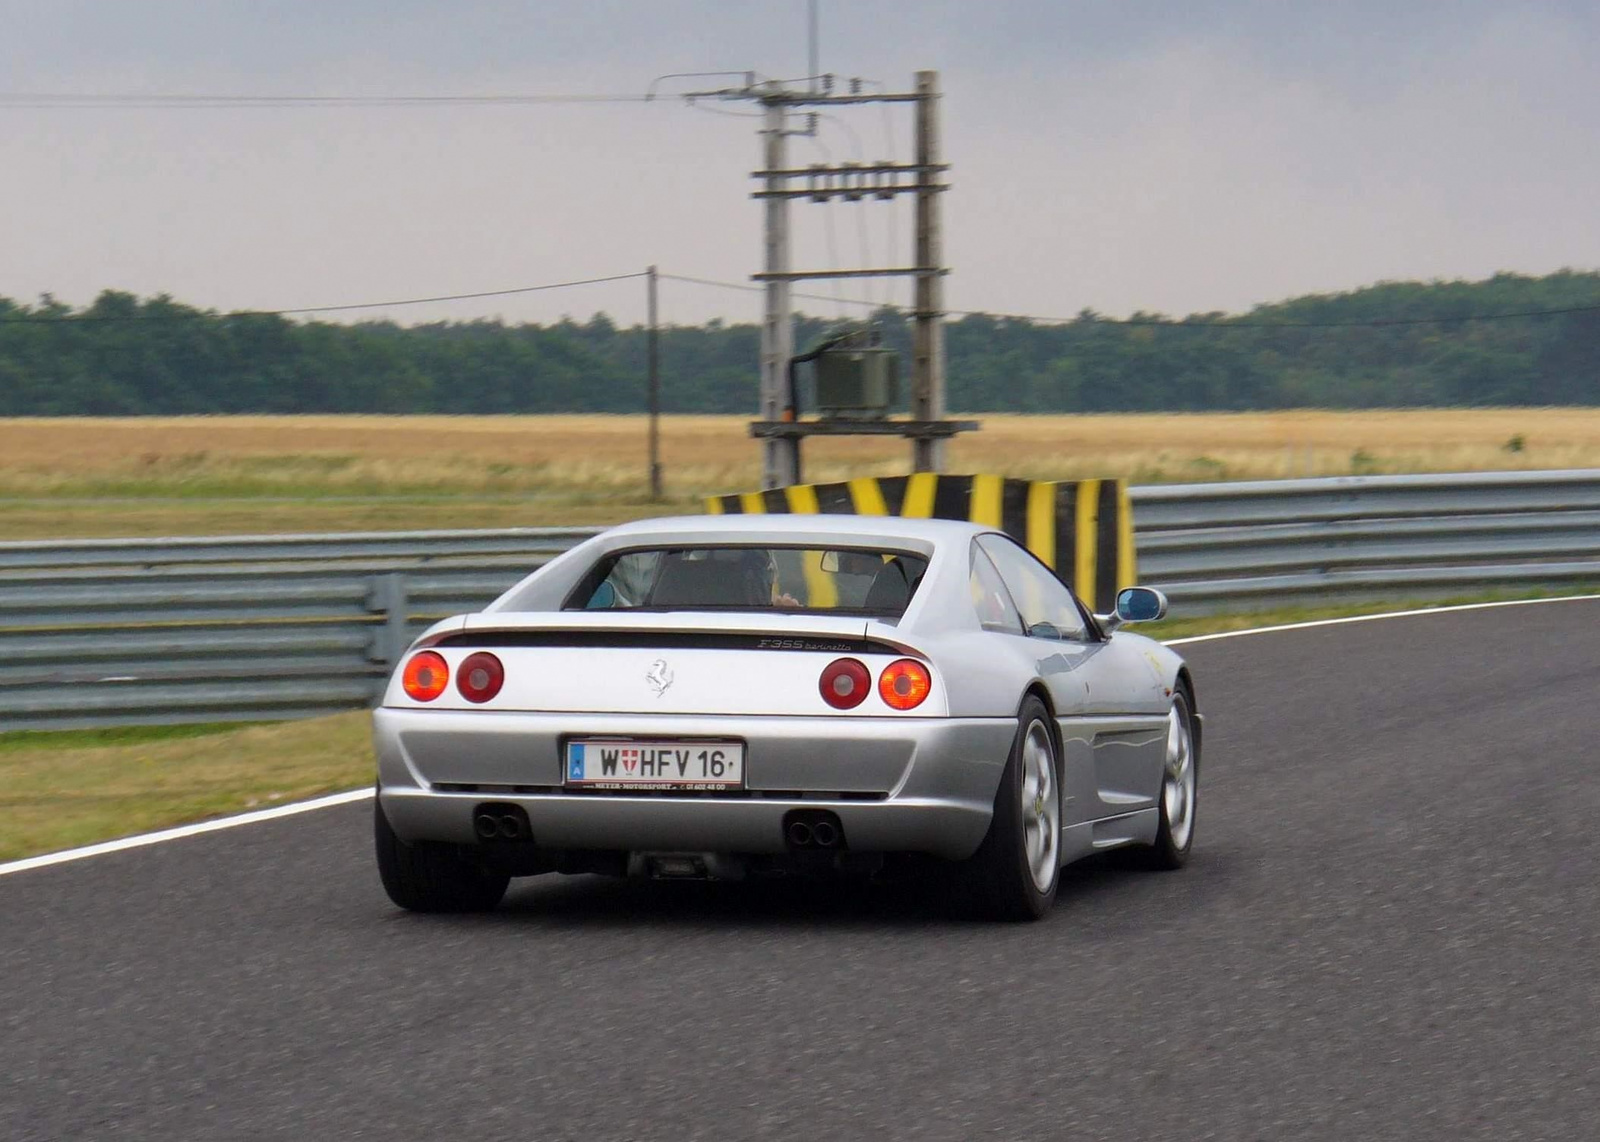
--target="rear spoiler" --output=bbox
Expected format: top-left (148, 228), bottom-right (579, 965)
top-left (415, 610), bottom-right (926, 658)
top-left (429, 629), bottom-right (908, 655)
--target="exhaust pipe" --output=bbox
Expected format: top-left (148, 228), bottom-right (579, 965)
top-left (783, 810), bottom-right (846, 850)
top-left (472, 802), bottom-right (531, 843)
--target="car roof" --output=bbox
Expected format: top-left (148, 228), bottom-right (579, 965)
top-left (599, 513), bottom-right (993, 546)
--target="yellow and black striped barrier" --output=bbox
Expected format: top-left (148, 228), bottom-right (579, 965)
top-left (705, 474), bottom-right (1135, 613)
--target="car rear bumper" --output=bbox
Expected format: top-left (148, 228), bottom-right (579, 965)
top-left (373, 707), bottom-right (1015, 860)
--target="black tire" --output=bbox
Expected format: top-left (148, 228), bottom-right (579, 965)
top-left (374, 799), bottom-right (509, 913)
top-left (963, 694), bottom-right (1061, 921)
top-left (1126, 684), bottom-right (1199, 870)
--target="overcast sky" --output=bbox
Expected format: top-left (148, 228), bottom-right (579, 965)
top-left (3, 1), bottom-right (1597, 327)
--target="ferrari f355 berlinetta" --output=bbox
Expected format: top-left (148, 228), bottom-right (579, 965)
top-left (373, 514), bottom-right (1199, 920)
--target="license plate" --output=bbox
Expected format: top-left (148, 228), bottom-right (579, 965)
top-left (564, 739), bottom-right (745, 791)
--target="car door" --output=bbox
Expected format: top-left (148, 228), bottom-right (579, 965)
top-left (974, 534), bottom-right (1167, 825)
top-left (971, 536), bottom-right (1098, 834)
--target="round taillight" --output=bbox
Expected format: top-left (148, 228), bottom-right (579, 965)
top-left (402, 651), bottom-right (449, 702)
top-left (878, 658), bottom-right (932, 711)
top-left (819, 657), bottom-right (871, 710)
top-left (456, 651), bottom-right (505, 704)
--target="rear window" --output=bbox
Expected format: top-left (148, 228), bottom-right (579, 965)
top-left (565, 546), bottom-right (929, 617)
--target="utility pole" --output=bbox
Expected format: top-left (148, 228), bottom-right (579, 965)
top-left (687, 69), bottom-right (973, 489)
top-left (911, 70), bottom-right (946, 473)
top-left (759, 85), bottom-right (799, 487)
top-left (646, 265), bottom-right (662, 500)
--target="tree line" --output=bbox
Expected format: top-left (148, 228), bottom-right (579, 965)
top-left (0, 270), bottom-right (1596, 416)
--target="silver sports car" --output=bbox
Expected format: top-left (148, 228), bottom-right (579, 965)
top-left (373, 513), bottom-right (1200, 920)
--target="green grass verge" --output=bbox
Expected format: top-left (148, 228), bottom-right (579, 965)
top-left (2, 586), bottom-right (1594, 864)
top-left (0, 722), bottom-right (265, 754)
top-left (0, 713), bottom-right (375, 863)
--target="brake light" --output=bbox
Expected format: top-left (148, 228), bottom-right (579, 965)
top-left (878, 659), bottom-right (931, 710)
top-left (819, 657), bottom-right (871, 710)
top-left (456, 651), bottom-right (505, 704)
top-left (402, 651), bottom-right (449, 701)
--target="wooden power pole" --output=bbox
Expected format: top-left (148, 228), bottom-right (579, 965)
top-left (646, 264), bottom-right (662, 500)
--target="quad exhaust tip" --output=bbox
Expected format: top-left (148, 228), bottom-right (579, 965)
top-left (473, 804), bottom-right (531, 842)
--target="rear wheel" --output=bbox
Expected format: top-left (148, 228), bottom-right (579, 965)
top-left (1127, 685), bottom-right (1198, 870)
top-left (374, 799), bottom-right (509, 912)
top-left (964, 695), bottom-right (1061, 921)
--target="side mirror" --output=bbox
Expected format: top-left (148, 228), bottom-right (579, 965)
top-left (1117, 587), bottom-right (1168, 623)
top-left (586, 581), bottom-right (618, 609)
top-left (1096, 586), bottom-right (1168, 633)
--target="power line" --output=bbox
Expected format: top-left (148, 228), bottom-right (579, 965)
top-left (0, 272), bottom-right (648, 324)
top-left (0, 92), bottom-right (659, 110)
top-left (269, 272), bottom-right (647, 314)
top-left (684, 100), bottom-right (766, 120)
top-left (801, 135), bottom-right (847, 318)
top-left (658, 272), bottom-right (878, 313)
top-left (810, 112), bottom-right (877, 310)
top-left (645, 72), bottom-right (757, 100)
top-left (0, 74), bottom-right (784, 111)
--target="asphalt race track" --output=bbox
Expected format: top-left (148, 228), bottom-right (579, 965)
top-left (3, 599), bottom-right (1596, 1141)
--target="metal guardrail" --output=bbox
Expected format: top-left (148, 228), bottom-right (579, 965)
top-left (2, 470), bottom-right (1596, 730)
top-left (1131, 469), bottom-right (1600, 609)
top-left (0, 540), bottom-right (599, 730)
top-left (0, 526), bottom-right (597, 573)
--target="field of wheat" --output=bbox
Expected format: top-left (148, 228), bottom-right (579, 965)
top-left (2, 410), bottom-right (1596, 538)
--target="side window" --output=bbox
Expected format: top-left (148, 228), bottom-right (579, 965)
top-left (976, 534), bottom-right (1089, 641)
top-left (969, 545), bottom-right (1024, 635)
top-left (582, 552), bottom-right (661, 608)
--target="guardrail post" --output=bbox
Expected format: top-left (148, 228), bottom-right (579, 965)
top-left (373, 572), bottom-right (411, 670)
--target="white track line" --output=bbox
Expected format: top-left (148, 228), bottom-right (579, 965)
top-left (3, 592), bottom-right (1597, 878)
top-left (1163, 592), bottom-right (1600, 646)
top-left (0, 788), bottom-right (373, 877)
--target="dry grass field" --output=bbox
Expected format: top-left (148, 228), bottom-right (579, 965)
top-left (2, 409), bottom-right (1597, 538)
